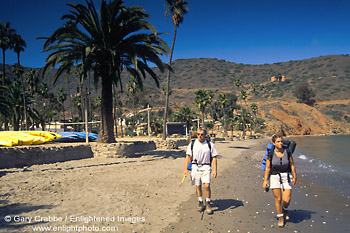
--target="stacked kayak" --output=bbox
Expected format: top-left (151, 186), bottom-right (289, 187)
top-left (0, 131), bottom-right (62, 147)
top-left (0, 131), bottom-right (98, 147)
top-left (54, 132), bottom-right (98, 142)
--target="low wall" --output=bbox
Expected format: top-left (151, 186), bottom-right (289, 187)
top-left (0, 144), bottom-right (93, 169)
top-left (0, 139), bottom-right (188, 169)
top-left (90, 142), bottom-right (135, 158)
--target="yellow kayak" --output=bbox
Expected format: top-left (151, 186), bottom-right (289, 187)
top-left (23, 131), bottom-right (59, 142)
top-left (0, 132), bottom-right (35, 145)
top-left (0, 136), bottom-right (13, 147)
top-left (0, 131), bottom-right (62, 146)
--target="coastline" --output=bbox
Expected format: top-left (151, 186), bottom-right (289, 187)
top-left (0, 138), bottom-right (348, 232)
top-left (163, 138), bottom-right (349, 233)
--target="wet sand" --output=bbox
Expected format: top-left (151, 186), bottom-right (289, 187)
top-left (0, 138), bottom-right (348, 232)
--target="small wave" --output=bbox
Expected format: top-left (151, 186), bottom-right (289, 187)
top-left (298, 154), bottom-right (308, 160)
top-left (298, 154), bottom-right (314, 162)
top-left (297, 154), bottom-right (337, 173)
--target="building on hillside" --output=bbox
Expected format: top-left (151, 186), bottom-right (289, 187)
top-left (271, 75), bottom-right (287, 82)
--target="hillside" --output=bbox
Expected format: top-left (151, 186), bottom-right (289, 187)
top-left (1, 54), bottom-right (350, 135)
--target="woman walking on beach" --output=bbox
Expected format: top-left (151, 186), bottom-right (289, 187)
top-left (263, 134), bottom-right (297, 227)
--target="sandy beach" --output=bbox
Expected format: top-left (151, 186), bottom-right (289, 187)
top-left (0, 138), bottom-right (348, 232)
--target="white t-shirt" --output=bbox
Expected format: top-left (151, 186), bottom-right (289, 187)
top-left (186, 139), bottom-right (218, 165)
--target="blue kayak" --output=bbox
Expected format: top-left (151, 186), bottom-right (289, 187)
top-left (55, 132), bottom-right (98, 142)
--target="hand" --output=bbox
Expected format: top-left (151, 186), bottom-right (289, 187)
top-left (263, 180), bottom-right (269, 189)
top-left (212, 170), bottom-right (217, 178)
top-left (292, 177), bottom-right (297, 186)
top-left (184, 170), bottom-right (188, 177)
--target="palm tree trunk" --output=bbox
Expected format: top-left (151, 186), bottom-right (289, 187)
top-left (239, 98), bottom-right (246, 138)
top-left (17, 55), bottom-right (28, 130)
top-left (80, 82), bottom-right (84, 122)
top-left (113, 85), bottom-right (118, 137)
top-left (67, 77), bottom-right (74, 124)
top-left (2, 50), bottom-right (5, 85)
top-left (223, 104), bottom-right (228, 136)
top-left (243, 99), bottom-right (252, 136)
top-left (2, 50), bottom-right (9, 130)
top-left (201, 110), bottom-right (205, 128)
top-left (162, 24), bottom-right (177, 140)
top-left (20, 72), bottom-right (28, 130)
top-left (88, 71), bottom-right (92, 132)
top-left (100, 75), bottom-right (115, 143)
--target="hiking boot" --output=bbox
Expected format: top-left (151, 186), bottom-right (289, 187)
top-left (206, 201), bottom-right (213, 215)
top-left (283, 208), bottom-right (289, 220)
top-left (277, 217), bottom-right (284, 227)
top-left (197, 201), bottom-right (204, 212)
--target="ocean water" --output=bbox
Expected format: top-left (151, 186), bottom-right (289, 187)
top-left (288, 135), bottom-right (350, 219)
top-left (290, 135), bottom-right (350, 177)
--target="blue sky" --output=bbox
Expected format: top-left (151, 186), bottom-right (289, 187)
top-left (1, 0), bottom-right (350, 68)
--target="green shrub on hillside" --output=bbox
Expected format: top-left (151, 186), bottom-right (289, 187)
top-left (293, 82), bottom-right (316, 106)
top-left (325, 110), bottom-right (343, 121)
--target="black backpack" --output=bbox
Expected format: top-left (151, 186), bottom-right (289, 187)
top-left (261, 140), bottom-right (296, 171)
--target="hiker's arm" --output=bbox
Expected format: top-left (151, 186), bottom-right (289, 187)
top-left (212, 157), bottom-right (217, 178)
top-left (184, 154), bottom-right (192, 176)
top-left (290, 157), bottom-right (297, 186)
top-left (263, 159), bottom-right (270, 189)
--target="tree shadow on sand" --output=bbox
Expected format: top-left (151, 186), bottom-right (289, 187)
top-left (211, 199), bottom-right (244, 212)
top-left (288, 209), bottom-right (316, 223)
top-left (0, 202), bottom-right (55, 229)
top-left (229, 146), bottom-right (250, 150)
top-left (138, 149), bottom-right (185, 159)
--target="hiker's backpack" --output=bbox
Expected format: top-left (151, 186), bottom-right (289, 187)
top-left (260, 140), bottom-right (296, 171)
top-left (187, 139), bottom-right (212, 171)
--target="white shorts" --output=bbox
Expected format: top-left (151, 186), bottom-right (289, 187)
top-left (191, 165), bottom-right (211, 186)
top-left (270, 173), bottom-right (293, 190)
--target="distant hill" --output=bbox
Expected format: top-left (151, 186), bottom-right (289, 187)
top-left (158, 54), bottom-right (350, 101)
top-left (1, 54), bottom-right (350, 135)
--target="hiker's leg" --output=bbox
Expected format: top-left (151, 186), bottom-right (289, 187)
top-left (203, 183), bottom-right (211, 199)
top-left (272, 188), bottom-right (283, 215)
top-left (196, 185), bottom-right (202, 198)
top-left (281, 188), bottom-right (291, 208)
top-left (281, 188), bottom-right (291, 220)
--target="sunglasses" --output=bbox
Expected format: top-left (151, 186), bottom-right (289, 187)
top-left (197, 133), bottom-right (205, 136)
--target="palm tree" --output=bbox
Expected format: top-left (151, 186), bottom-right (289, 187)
top-left (127, 76), bottom-right (140, 136)
top-left (40, 0), bottom-right (169, 142)
top-left (0, 81), bottom-right (35, 131)
top-left (171, 106), bottom-right (197, 133)
top-left (194, 89), bottom-right (214, 128)
top-left (0, 21), bottom-right (16, 130)
top-left (12, 63), bottom-right (27, 129)
top-left (13, 34), bottom-right (26, 64)
top-left (250, 103), bottom-right (258, 133)
top-left (162, 0), bottom-right (189, 140)
top-left (0, 21), bottom-right (16, 85)
top-left (234, 78), bottom-right (246, 138)
top-left (218, 93), bottom-right (228, 135)
top-left (13, 34), bottom-right (27, 129)
top-left (241, 89), bottom-right (253, 135)
top-left (25, 68), bottom-right (39, 96)
top-left (56, 87), bottom-right (67, 122)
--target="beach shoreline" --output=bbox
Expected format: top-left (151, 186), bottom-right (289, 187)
top-left (0, 137), bottom-right (348, 232)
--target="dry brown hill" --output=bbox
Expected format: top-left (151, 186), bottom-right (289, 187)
top-left (1, 55), bottom-right (349, 135)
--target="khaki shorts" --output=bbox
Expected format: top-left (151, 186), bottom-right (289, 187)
top-left (191, 165), bottom-right (211, 186)
top-left (270, 173), bottom-right (293, 190)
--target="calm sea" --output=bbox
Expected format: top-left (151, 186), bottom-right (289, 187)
top-left (290, 135), bottom-right (350, 178)
top-left (289, 135), bottom-right (350, 218)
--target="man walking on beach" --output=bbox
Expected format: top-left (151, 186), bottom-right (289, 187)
top-left (184, 128), bottom-right (218, 214)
